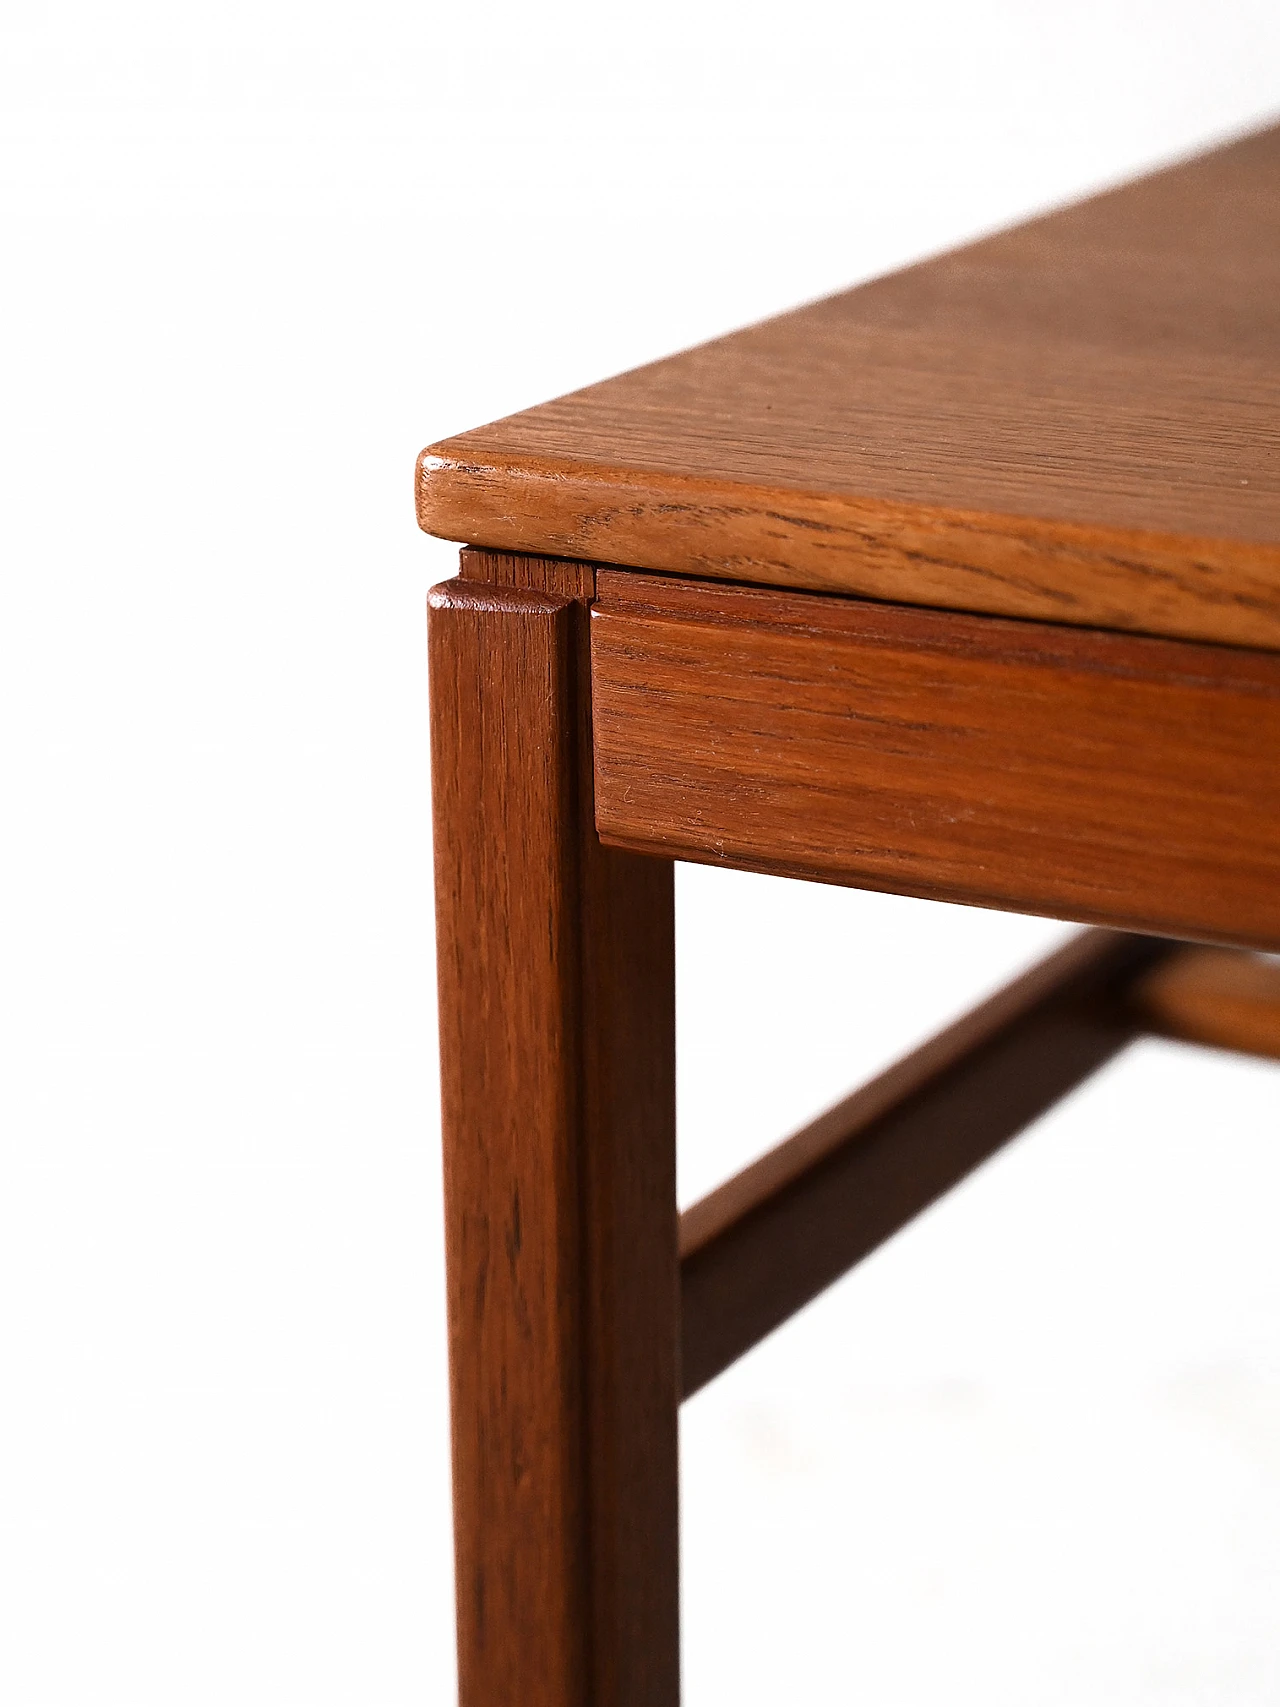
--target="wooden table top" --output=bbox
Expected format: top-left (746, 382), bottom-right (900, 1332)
top-left (419, 125), bottom-right (1280, 651)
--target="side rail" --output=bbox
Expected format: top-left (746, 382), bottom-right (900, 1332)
top-left (589, 571), bottom-right (1280, 951)
top-left (677, 929), bottom-right (1280, 1397)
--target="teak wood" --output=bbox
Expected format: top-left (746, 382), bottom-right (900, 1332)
top-left (590, 571), bottom-right (1280, 951)
top-left (423, 122), bottom-right (1280, 1706)
top-left (1133, 946), bottom-right (1280, 1062)
top-left (429, 573), bottom-right (679, 1707)
top-left (420, 126), bottom-right (1280, 651)
top-left (429, 548), bottom-right (1280, 1701)
top-left (678, 929), bottom-right (1172, 1397)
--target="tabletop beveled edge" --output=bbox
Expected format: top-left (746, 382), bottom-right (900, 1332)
top-left (417, 442), bottom-right (1280, 654)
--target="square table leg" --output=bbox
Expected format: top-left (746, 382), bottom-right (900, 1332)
top-left (429, 577), bottom-right (680, 1707)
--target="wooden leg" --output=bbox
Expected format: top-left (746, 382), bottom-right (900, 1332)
top-left (429, 576), bottom-right (680, 1707)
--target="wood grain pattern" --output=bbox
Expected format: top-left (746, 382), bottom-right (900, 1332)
top-left (1133, 946), bottom-right (1280, 1061)
top-left (590, 571), bottom-right (1280, 951)
top-left (680, 929), bottom-right (1171, 1397)
top-left (457, 544), bottom-right (596, 599)
top-left (429, 573), bottom-right (678, 1707)
top-left (419, 125), bottom-right (1280, 651)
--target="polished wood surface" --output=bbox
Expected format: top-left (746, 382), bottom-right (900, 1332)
top-left (429, 571), bottom-right (679, 1707)
top-left (679, 930), bottom-right (1170, 1397)
top-left (590, 571), bottom-right (1280, 951)
top-left (1133, 946), bottom-right (1280, 1062)
top-left (458, 544), bottom-right (600, 599)
top-left (420, 127), bottom-right (1280, 650)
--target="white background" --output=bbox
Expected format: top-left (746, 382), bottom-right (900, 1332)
top-left (3, 3), bottom-right (1280, 1701)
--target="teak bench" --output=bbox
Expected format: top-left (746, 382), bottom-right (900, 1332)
top-left (418, 124), bottom-right (1280, 1706)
